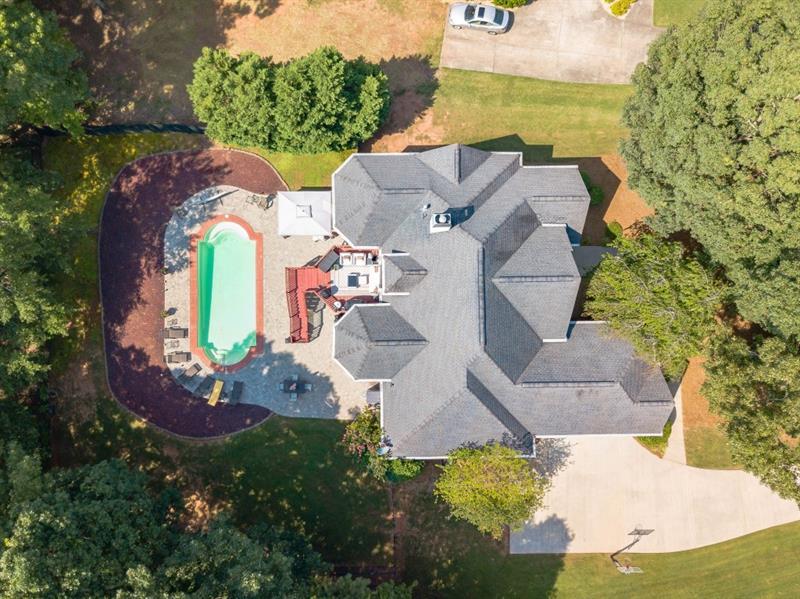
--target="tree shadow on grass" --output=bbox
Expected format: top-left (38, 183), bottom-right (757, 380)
top-left (40, 0), bottom-right (280, 123)
top-left (360, 55), bottom-right (439, 151)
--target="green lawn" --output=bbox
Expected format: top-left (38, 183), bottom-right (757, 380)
top-left (654, 0), bottom-right (706, 27)
top-left (435, 68), bottom-right (633, 161)
top-left (231, 146), bottom-right (353, 190)
top-left (686, 427), bottom-right (740, 470)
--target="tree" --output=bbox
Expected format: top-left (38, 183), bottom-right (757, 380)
top-left (0, 455), bottom-right (413, 597)
top-left (703, 331), bottom-right (800, 503)
top-left (0, 158), bottom-right (73, 396)
top-left (310, 574), bottom-right (414, 598)
top-left (434, 444), bottom-right (547, 539)
top-left (187, 48), bottom-right (274, 148)
top-left (621, 0), bottom-right (800, 338)
top-left (0, 1), bottom-right (88, 133)
top-left (188, 47), bottom-right (390, 153)
top-left (585, 232), bottom-right (723, 378)
top-left (342, 406), bottom-right (423, 482)
top-left (0, 460), bottom-right (171, 597)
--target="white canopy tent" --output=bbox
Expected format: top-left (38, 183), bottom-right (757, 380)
top-left (277, 191), bottom-right (332, 237)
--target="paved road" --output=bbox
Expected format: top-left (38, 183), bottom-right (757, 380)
top-left (440, 0), bottom-right (663, 84)
top-left (511, 435), bottom-right (800, 553)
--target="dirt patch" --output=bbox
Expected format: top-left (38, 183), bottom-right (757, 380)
top-left (45, 0), bottom-right (446, 124)
top-left (681, 357), bottom-right (723, 429)
top-left (580, 154), bottom-right (653, 245)
top-left (366, 92), bottom-right (446, 153)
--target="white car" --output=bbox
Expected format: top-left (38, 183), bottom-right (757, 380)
top-left (449, 3), bottom-right (511, 35)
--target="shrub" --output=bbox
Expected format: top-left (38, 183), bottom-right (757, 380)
top-left (610, 0), bottom-right (637, 16)
top-left (585, 232), bottom-right (724, 378)
top-left (605, 220), bottom-right (623, 240)
top-left (580, 171), bottom-right (605, 206)
top-left (493, 0), bottom-right (526, 8)
top-left (188, 47), bottom-right (390, 153)
top-left (386, 459), bottom-right (424, 483)
top-left (342, 406), bottom-right (423, 482)
top-left (434, 444), bottom-right (547, 539)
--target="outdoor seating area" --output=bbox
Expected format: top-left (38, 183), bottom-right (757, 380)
top-left (284, 247), bottom-right (381, 343)
top-left (277, 374), bottom-right (313, 401)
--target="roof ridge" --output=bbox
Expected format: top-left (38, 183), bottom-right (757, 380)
top-left (494, 275), bottom-right (577, 283)
top-left (393, 386), bottom-right (475, 449)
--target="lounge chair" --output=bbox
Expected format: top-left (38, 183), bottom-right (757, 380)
top-left (178, 363), bottom-right (201, 385)
top-left (340, 253), bottom-right (353, 266)
top-left (166, 352), bottom-right (191, 364)
top-left (303, 383), bottom-right (313, 393)
top-left (289, 392), bottom-right (298, 401)
top-left (354, 253), bottom-right (367, 266)
top-left (208, 379), bottom-right (224, 406)
top-left (195, 376), bottom-right (215, 398)
top-left (230, 381), bottom-right (243, 405)
top-left (164, 327), bottom-right (188, 339)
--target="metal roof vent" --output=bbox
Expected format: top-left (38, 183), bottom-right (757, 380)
top-left (429, 212), bottom-right (452, 234)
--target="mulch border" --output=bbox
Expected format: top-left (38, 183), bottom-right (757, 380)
top-left (98, 148), bottom-right (287, 439)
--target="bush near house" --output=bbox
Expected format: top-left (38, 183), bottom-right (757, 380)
top-left (188, 46), bottom-right (390, 153)
top-left (609, 0), bottom-right (638, 17)
top-left (434, 444), bottom-right (548, 540)
top-left (342, 406), bottom-right (424, 483)
top-left (585, 232), bottom-right (724, 379)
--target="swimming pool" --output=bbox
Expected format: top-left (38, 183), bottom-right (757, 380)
top-left (196, 220), bottom-right (259, 366)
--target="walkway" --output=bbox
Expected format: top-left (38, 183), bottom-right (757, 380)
top-left (511, 436), bottom-right (800, 553)
top-left (440, 0), bottom-right (663, 84)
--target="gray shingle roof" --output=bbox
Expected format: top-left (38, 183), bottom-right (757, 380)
top-left (334, 305), bottom-right (427, 380)
top-left (331, 145), bottom-right (673, 457)
top-left (383, 254), bottom-right (427, 293)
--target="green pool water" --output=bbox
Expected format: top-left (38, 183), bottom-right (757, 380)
top-left (197, 221), bottom-right (257, 366)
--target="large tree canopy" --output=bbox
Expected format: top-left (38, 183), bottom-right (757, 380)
top-left (621, 0), bottom-right (800, 338)
top-left (0, 455), bottom-right (412, 598)
top-left (0, 158), bottom-right (73, 396)
top-left (0, 1), bottom-right (88, 133)
top-left (703, 332), bottom-right (800, 502)
top-left (188, 46), bottom-right (390, 153)
top-left (585, 233), bottom-right (723, 378)
top-left (434, 444), bottom-right (547, 539)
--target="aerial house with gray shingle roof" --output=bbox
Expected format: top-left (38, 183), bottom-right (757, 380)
top-left (330, 144), bottom-right (674, 459)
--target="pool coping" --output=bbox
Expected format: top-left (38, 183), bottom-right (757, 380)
top-left (189, 213), bottom-right (265, 373)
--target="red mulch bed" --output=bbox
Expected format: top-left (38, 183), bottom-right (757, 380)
top-left (99, 149), bottom-right (286, 437)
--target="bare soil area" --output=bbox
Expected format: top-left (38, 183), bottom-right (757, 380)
top-left (44, 0), bottom-right (446, 124)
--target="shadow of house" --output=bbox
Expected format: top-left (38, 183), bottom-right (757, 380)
top-left (38, 0), bottom-right (279, 123)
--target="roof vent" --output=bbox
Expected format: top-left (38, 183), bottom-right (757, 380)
top-left (429, 212), bottom-right (452, 234)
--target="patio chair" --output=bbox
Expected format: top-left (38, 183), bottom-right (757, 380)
top-left (340, 253), bottom-right (353, 266)
top-left (178, 363), bottom-right (201, 384)
top-left (230, 381), bottom-right (243, 405)
top-left (303, 383), bottom-right (313, 392)
top-left (289, 392), bottom-right (298, 402)
top-left (354, 253), bottom-right (367, 266)
top-left (195, 376), bottom-right (215, 398)
top-left (207, 379), bottom-right (224, 406)
top-left (166, 352), bottom-right (191, 364)
top-left (291, 374), bottom-right (299, 382)
top-left (164, 327), bottom-right (188, 339)
top-left (165, 339), bottom-right (180, 349)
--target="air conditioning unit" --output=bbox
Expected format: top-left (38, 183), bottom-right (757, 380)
top-left (429, 212), bottom-right (452, 234)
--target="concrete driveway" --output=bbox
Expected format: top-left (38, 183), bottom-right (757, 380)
top-left (511, 433), bottom-right (800, 553)
top-left (440, 0), bottom-right (663, 84)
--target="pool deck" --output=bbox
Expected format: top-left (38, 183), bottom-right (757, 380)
top-left (164, 186), bottom-right (369, 420)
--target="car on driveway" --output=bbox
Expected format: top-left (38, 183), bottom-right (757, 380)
top-left (448, 3), bottom-right (511, 35)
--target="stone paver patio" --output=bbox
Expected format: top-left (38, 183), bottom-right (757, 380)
top-left (164, 186), bottom-right (368, 419)
top-left (440, 0), bottom-right (663, 84)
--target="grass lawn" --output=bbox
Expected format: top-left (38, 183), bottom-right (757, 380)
top-left (231, 146), bottom-right (353, 189)
top-left (680, 358), bottom-right (739, 470)
top-left (434, 69), bottom-right (633, 161)
top-left (654, 0), bottom-right (706, 27)
top-left (635, 420), bottom-right (673, 458)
